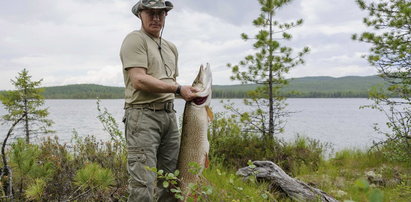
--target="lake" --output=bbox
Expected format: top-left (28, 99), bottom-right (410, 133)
top-left (0, 98), bottom-right (388, 152)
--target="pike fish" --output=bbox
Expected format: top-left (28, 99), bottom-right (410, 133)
top-left (177, 63), bottom-right (213, 196)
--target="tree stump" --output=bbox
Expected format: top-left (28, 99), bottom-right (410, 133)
top-left (237, 161), bottom-right (338, 202)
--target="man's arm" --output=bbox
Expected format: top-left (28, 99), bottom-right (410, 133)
top-left (128, 67), bottom-right (198, 101)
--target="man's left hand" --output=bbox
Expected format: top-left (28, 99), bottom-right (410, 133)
top-left (180, 85), bottom-right (199, 101)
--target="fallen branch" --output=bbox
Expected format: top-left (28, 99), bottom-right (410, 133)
top-left (237, 161), bottom-right (337, 202)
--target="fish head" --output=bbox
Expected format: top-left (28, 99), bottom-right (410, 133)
top-left (191, 63), bottom-right (212, 107)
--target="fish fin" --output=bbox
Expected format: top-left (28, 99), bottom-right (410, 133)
top-left (204, 153), bottom-right (209, 168)
top-left (205, 106), bottom-right (214, 122)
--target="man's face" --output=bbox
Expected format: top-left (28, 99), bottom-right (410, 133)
top-left (140, 9), bottom-right (167, 37)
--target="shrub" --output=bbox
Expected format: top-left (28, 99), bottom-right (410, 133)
top-left (9, 138), bottom-right (54, 198)
top-left (70, 163), bottom-right (115, 201)
top-left (209, 114), bottom-right (329, 175)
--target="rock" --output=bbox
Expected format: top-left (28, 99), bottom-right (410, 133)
top-left (365, 170), bottom-right (385, 186)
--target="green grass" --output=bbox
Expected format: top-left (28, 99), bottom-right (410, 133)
top-left (2, 135), bottom-right (409, 201)
top-left (295, 149), bottom-right (411, 202)
top-left (196, 148), bottom-right (411, 202)
top-left (203, 163), bottom-right (275, 201)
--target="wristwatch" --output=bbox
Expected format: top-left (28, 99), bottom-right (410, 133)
top-left (175, 85), bottom-right (181, 95)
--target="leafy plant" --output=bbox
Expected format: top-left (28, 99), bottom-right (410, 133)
top-left (96, 99), bottom-right (125, 147)
top-left (146, 162), bottom-right (214, 201)
top-left (351, 178), bottom-right (384, 202)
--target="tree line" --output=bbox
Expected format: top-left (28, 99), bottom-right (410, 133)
top-left (0, 76), bottom-right (391, 99)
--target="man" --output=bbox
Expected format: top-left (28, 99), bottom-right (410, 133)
top-left (120, 0), bottom-right (198, 201)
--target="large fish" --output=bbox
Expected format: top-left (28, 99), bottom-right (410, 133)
top-left (177, 64), bottom-right (213, 198)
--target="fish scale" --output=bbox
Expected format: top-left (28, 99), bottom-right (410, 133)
top-left (177, 64), bottom-right (212, 199)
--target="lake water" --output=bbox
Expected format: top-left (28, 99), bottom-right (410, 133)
top-left (0, 99), bottom-right (388, 152)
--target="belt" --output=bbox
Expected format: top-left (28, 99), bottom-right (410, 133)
top-left (124, 101), bottom-right (175, 113)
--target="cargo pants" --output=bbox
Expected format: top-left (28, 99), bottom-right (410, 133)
top-left (123, 107), bottom-right (180, 202)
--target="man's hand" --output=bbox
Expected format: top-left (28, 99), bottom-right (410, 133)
top-left (179, 85), bottom-right (199, 101)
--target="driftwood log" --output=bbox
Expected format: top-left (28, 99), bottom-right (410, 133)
top-left (237, 161), bottom-right (338, 202)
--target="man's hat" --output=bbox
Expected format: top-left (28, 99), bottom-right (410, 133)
top-left (132, 0), bottom-right (174, 18)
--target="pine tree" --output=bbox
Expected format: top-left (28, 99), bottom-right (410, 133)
top-left (226, 0), bottom-right (309, 138)
top-left (0, 69), bottom-right (53, 197)
top-left (353, 0), bottom-right (411, 161)
top-left (0, 68), bottom-right (53, 144)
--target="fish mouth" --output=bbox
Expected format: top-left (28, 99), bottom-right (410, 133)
top-left (193, 95), bottom-right (209, 105)
top-left (190, 63), bottom-right (212, 107)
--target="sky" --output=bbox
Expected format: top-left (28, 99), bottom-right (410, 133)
top-left (0, 0), bottom-right (376, 90)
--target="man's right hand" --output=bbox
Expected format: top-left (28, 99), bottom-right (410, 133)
top-left (180, 85), bottom-right (199, 101)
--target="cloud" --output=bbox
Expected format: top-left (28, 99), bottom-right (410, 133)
top-left (172, 0), bottom-right (260, 25)
top-left (164, 8), bottom-right (255, 84)
top-left (43, 65), bottom-right (124, 87)
top-left (0, 0), bottom-right (376, 90)
top-left (0, 0), bottom-right (132, 89)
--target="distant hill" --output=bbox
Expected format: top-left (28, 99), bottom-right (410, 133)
top-left (213, 75), bottom-right (388, 98)
top-left (42, 84), bottom-right (123, 99)
top-left (282, 75), bottom-right (388, 98)
top-left (0, 76), bottom-right (389, 99)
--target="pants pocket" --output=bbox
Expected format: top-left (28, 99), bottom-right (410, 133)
top-left (128, 146), bottom-right (148, 187)
top-left (128, 147), bottom-right (146, 164)
top-left (126, 109), bottom-right (144, 137)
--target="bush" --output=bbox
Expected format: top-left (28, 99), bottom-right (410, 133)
top-left (209, 114), bottom-right (330, 175)
top-left (0, 134), bottom-right (128, 201)
top-left (9, 139), bottom-right (54, 198)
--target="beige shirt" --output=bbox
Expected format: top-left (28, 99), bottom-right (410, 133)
top-left (120, 29), bottom-right (179, 104)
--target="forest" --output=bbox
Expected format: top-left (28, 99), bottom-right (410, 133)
top-left (1, 75), bottom-right (389, 99)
